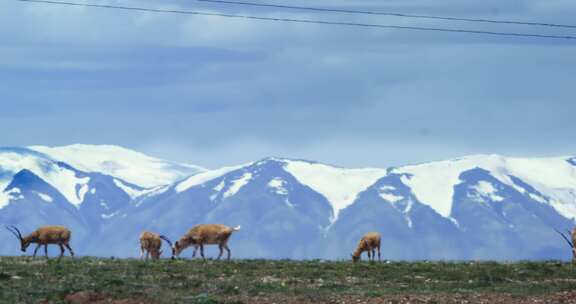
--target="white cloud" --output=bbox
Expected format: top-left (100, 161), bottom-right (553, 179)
top-left (1, 0), bottom-right (576, 170)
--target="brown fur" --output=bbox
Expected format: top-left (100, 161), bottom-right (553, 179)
top-left (6, 225), bottom-right (74, 259)
top-left (352, 232), bottom-right (381, 263)
top-left (139, 231), bottom-right (163, 260)
top-left (173, 224), bottom-right (240, 260)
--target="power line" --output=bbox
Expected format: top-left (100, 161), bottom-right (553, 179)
top-left (194, 0), bottom-right (576, 29)
top-left (15, 0), bottom-right (576, 40)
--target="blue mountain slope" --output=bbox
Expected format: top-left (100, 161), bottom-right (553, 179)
top-left (55, 161), bottom-right (138, 229)
top-left (0, 150), bottom-right (146, 256)
top-left (0, 169), bottom-right (89, 255)
top-left (451, 168), bottom-right (572, 260)
top-left (325, 173), bottom-right (462, 260)
top-left (91, 159), bottom-right (334, 258)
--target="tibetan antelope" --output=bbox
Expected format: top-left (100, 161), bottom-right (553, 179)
top-left (5, 225), bottom-right (74, 259)
top-left (554, 228), bottom-right (576, 262)
top-left (172, 224), bottom-right (241, 260)
top-left (139, 231), bottom-right (172, 260)
top-left (352, 231), bottom-right (381, 263)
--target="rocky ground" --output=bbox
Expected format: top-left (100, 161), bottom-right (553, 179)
top-left (1, 257), bottom-right (576, 303)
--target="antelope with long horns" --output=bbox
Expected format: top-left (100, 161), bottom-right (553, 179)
top-left (352, 231), bottom-right (381, 263)
top-left (172, 224), bottom-right (241, 260)
top-left (139, 231), bottom-right (172, 260)
top-left (5, 225), bottom-right (74, 259)
top-left (554, 228), bottom-right (576, 262)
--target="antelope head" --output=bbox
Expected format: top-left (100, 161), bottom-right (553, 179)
top-left (5, 225), bottom-right (29, 252)
top-left (172, 241), bottom-right (182, 259)
top-left (171, 237), bottom-right (195, 259)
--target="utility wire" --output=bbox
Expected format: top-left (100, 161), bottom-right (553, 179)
top-left (15, 0), bottom-right (576, 40)
top-left (194, 0), bottom-right (576, 29)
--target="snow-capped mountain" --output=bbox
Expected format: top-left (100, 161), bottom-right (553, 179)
top-left (394, 154), bottom-right (576, 221)
top-left (29, 144), bottom-right (204, 188)
top-left (0, 145), bottom-right (204, 255)
top-left (0, 147), bottom-right (92, 209)
top-left (174, 158), bottom-right (387, 223)
top-left (1, 146), bottom-right (575, 261)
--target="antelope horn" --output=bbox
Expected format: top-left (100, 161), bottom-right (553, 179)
top-left (10, 225), bottom-right (23, 239)
top-left (5, 225), bottom-right (23, 241)
top-left (554, 228), bottom-right (574, 248)
top-left (159, 235), bottom-right (173, 247)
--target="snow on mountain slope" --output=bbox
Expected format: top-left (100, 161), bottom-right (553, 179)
top-left (0, 188), bottom-right (22, 209)
top-left (471, 181), bottom-right (504, 203)
top-left (169, 158), bottom-right (387, 223)
top-left (112, 179), bottom-right (147, 199)
top-left (175, 163), bottom-right (248, 193)
top-left (29, 144), bottom-right (205, 188)
top-left (282, 159), bottom-right (387, 222)
top-left (395, 154), bottom-right (576, 219)
top-left (0, 148), bottom-right (90, 208)
top-left (223, 172), bottom-right (253, 199)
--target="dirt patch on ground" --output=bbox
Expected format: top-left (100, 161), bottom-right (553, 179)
top-left (38, 290), bottom-right (576, 304)
top-left (60, 291), bottom-right (156, 304)
top-left (224, 291), bottom-right (576, 304)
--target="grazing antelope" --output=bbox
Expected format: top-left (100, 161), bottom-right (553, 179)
top-left (172, 224), bottom-right (241, 260)
top-left (5, 225), bottom-right (74, 259)
top-left (554, 228), bottom-right (576, 262)
top-left (351, 232), bottom-right (381, 263)
top-left (139, 231), bottom-right (172, 260)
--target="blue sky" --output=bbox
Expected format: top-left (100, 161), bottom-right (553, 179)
top-left (0, 0), bottom-right (575, 168)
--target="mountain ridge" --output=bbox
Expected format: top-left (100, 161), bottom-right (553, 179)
top-left (0, 145), bottom-right (575, 260)
top-left (29, 144), bottom-right (205, 188)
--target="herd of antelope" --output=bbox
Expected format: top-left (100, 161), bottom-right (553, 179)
top-left (4, 223), bottom-right (380, 262)
top-left (5, 224), bottom-right (576, 262)
top-left (4, 224), bottom-right (243, 261)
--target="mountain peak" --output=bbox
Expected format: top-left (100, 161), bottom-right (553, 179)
top-left (395, 153), bottom-right (576, 219)
top-left (253, 157), bottom-right (319, 166)
top-left (278, 159), bottom-right (388, 223)
top-left (29, 144), bottom-right (205, 188)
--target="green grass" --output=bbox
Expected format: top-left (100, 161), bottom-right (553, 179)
top-left (1, 257), bottom-right (576, 303)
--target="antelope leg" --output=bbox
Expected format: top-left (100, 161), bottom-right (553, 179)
top-left (33, 244), bottom-right (41, 257)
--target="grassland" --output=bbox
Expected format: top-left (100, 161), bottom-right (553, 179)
top-left (1, 257), bottom-right (576, 303)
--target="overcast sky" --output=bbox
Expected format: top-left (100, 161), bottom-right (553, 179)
top-left (1, 0), bottom-right (575, 168)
